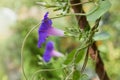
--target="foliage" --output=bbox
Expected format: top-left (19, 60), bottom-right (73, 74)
top-left (1, 0), bottom-right (120, 80)
top-left (20, 0), bottom-right (112, 80)
top-left (18, 0), bottom-right (110, 80)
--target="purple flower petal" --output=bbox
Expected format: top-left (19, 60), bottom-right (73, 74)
top-left (43, 41), bottom-right (63, 62)
top-left (38, 31), bottom-right (48, 48)
top-left (43, 41), bottom-right (54, 62)
top-left (51, 50), bottom-right (64, 57)
top-left (38, 12), bottom-right (64, 47)
top-left (44, 12), bottom-right (49, 19)
top-left (39, 12), bottom-right (52, 30)
top-left (47, 27), bottom-right (64, 36)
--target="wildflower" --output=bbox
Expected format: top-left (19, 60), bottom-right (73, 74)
top-left (43, 41), bottom-right (63, 62)
top-left (38, 12), bottom-right (64, 48)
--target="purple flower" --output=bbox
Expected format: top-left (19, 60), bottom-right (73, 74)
top-left (38, 12), bottom-right (64, 48)
top-left (43, 41), bottom-right (63, 62)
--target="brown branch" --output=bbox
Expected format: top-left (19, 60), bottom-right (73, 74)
top-left (70, 0), bottom-right (110, 80)
top-left (70, 0), bottom-right (87, 29)
top-left (90, 43), bottom-right (109, 80)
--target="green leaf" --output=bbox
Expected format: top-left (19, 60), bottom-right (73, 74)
top-left (87, 0), bottom-right (111, 21)
top-left (64, 49), bottom-right (76, 65)
top-left (93, 32), bottom-right (110, 41)
top-left (73, 70), bottom-right (80, 80)
top-left (75, 49), bottom-right (85, 63)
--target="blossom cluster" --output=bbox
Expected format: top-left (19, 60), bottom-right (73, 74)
top-left (38, 12), bottom-right (64, 62)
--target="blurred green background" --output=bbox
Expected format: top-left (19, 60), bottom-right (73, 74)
top-left (0, 0), bottom-right (120, 80)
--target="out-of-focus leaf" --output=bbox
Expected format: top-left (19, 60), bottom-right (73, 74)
top-left (73, 70), bottom-right (80, 80)
top-left (87, 0), bottom-right (111, 21)
top-left (64, 49), bottom-right (76, 65)
top-left (98, 45), bottom-right (108, 53)
top-left (93, 32), bottom-right (110, 41)
top-left (75, 49), bottom-right (85, 63)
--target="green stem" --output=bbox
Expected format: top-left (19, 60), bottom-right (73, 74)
top-left (21, 23), bottom-right (40, 80)
top-left (31, 67), bottom-right (66, 80)
top-left (65, 66), bottom-right (74, 80)
top-left (36, 1), bottom-right (93, 7)
top-left (50, 13), bottom-right (86, 19)
top-left (70, 1), bottom-right (93, 6)
top-left (50, 5), bottom-right (99, 19)
top-left (80, 48), bottom-right (89, 73)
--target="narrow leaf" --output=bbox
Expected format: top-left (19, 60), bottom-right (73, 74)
top-left (75, 49), bottom-right (85, 63)
top-left (64, 49), bottom-right (76, 65)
